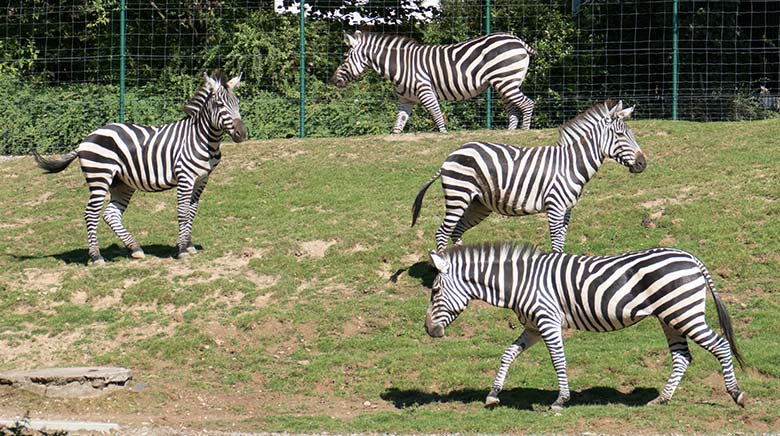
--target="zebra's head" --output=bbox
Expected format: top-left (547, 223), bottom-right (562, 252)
top-left (201, 71), bottom-right (249, 143)
top-left (331, 31), bottom-right (370, 88)
top-left (600, 100), bottom-right (646, 173)
top-left (424, 250), bottom-right (467, 338)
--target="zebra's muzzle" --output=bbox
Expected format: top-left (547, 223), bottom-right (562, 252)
top-left (426, 323), bottom-right (445, 338)
top-left (425, 311), bottom-right (445, 337)
top-left (630, 152), bottom-right (647, 173)
top-left (230, 118), bottom-right (249, 143)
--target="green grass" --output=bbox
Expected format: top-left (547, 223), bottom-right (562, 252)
top-left (0, 119), bottom-right (779, 433)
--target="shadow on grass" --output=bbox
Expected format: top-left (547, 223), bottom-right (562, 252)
top-left (9, 243), bottom-right (195, 265)
top-left (391, 260), bottom-right (436, 288)
top-left (381, 386), bottom-right (659, 410)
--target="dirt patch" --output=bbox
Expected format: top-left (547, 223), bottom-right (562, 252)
top-left (295, 240), bottom-right (337, 259)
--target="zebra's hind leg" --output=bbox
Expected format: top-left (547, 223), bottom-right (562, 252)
top-left (435, 191), bottom-right (477, 252)
top-left (84, 184), bottom-right (110, 265)
top-left (451, 202), bottom-right (492, 247)
top-left (486, 328), bottom-right (541, 408)
top-left (687, 324), bottom-right (745, 407)
top-left (648, 323), bottom-right (692, 406)
top-left (103, 184), bottom-right (144, 259)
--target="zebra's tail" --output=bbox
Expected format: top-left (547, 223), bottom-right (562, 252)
top-left (520, 39), bottom-right (535, 57)
top-left (32, 148), bottom-right (78, 174)
top-left (411, 169), bottom-right (442, 227)
top-left (696, 257), bottom-right (746, 369)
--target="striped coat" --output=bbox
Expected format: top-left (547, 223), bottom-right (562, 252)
top-left (332, 31), bottom-right (535, 133)
top-left (425, 242), bottom-right (746, 409)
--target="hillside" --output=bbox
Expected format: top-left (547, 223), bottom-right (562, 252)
top-left (1, 119), bottom-right (779, 433)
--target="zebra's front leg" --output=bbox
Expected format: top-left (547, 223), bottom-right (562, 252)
top-left (103, 184), bottom-right (144, 259)
top-left (417, 87), bottom-right (447, 133)
top-left (649, 324), bottom-right (692, 406)
top-left (175, 180), bottom-right (196, 258)
top-left (184, 176), bottom-right (209, 255)
top-left (547, 207), bottom-right (571, 253)
top-left (539, 319), bottom-right (570, 409)
top-left (392, 98), bottom-right (416, 134)
top-left (517, 94), bottom-right (535, 130)
top-left (486, 328), bottom-right (541, 408)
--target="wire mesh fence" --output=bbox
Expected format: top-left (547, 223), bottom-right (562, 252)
top-left (0, 1), bottom-right (777, 153)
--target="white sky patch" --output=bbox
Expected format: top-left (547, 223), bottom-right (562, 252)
top-left (274, 0), bottom-right (441, 24)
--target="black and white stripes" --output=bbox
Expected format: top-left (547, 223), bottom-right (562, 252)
top-left (332, 31), bottom-right (534, 133)
top-left (412, 99), bottom-right (646, 253)
top-left (33, 71), bottom-right (248, 264)
top-left (425, 242), bottom-right (746, 409)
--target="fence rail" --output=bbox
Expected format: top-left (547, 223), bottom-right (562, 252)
top-left (0, 1), bottom-right (777, 153)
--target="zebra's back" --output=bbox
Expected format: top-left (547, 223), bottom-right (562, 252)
top-left (424, 33), bottom-right (532, 102)
top-left (547, 248), bottom-right (706, 332)
top-left (440, 141), bottom-right (562, 215)
top-left (77, 122), bottom-right (191, 192)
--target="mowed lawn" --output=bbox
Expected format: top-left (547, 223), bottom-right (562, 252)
top-left (0, 119), bottom-right (778, 434)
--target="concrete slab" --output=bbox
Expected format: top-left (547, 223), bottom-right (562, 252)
top-left (0, 366), bottom-right (132, 398)
top-left (0, 418), bottom-right (119, 433)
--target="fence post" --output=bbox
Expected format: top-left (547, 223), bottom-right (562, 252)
top-left (118, 0), bottom-right (126, 123)
top-left (299, 2), bottom-right (306, 138)
top-left (671, 0), bottom-right (679, 120)
top-left (485, 0), bottom-right (492, 129)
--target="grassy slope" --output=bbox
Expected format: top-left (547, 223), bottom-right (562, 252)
top-left (0, 119), bottom-right (778, 433)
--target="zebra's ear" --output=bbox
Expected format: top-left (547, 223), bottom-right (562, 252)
top-left (616, 105), bottom-right (635, 120)
top-left (608, 99), bottom-right (624, 118)
top-left (204, 72), bottom-right (218, 91)
top-left (227, 73), bottom-right (242, 90)
top-left (429, 251), bottom-right (450, 274)
top-left (344, 32), bottom-right (359, 47)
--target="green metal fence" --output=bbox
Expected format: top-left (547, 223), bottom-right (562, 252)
top-left (0, 1), bottom-right (777, 153)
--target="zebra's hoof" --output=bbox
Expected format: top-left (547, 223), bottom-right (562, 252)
top-left (176, 251), bottom-right (190, 259)
top-left (186, 245), bottom-right (197, 255)
top-left (734, 391), bottom-right (746, 408)
top-left (484, 395), bottom-right (500, 409)
top-left (91, 258), bottom-right (106, 266)
top-left (549, 401), bottom-right (566, 411)
top-left (130, 249), bottom-right (145, 259)
top-left (647, 396), bottom-right (669, 406)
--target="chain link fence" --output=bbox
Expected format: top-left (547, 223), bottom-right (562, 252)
top-left (0, 1), bottom-right (777, 153)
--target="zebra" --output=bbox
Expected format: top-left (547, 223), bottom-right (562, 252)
top-left (331, 31), bottom-right (535, 133)
top-left (412, 99), bottom-right (646, 253)
top-left (32, 70), bottom-right (248, 265)
top-left (424, 242), bottom-right (746, 409)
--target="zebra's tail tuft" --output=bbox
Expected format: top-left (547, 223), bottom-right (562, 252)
top-left (411, 169), bottom-right (442, 227)
top-left (698, 258), bottom-right (746, 369)
top-left (32, 148), bottom-right (78, 174)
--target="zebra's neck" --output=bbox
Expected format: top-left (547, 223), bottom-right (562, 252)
top-left (452, 249), bottom-right (539, 310)
top-left (192, 109), bottom-right (225, 152)
top-left (559, 126), bottom-right (607, 182)
top-left (364, 34), bottom-right (419, 82)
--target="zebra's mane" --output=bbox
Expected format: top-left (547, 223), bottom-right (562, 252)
top-left (182, 69), bottom-right (227, 117)
top-left (442, 241), bottom-right (544, 264)
top-left (358, 31), bottom-right (422, 48)
top-left (556, 99), bottom-right (619, 144)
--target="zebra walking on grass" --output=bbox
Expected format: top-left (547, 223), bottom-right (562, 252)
top-left (412, 99), bottom-right (646, 253)
top-left (33, 70), bottom-right (248, 265)
top-left (425, 242), bottom-right (746, 409)
top-left (332, 31), bottom-right (535, 133)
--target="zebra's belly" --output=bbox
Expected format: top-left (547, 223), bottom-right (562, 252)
top-left (562, 311), bottom-right (648, 332)
top-left (117, 173), bottom-right (177, 192)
